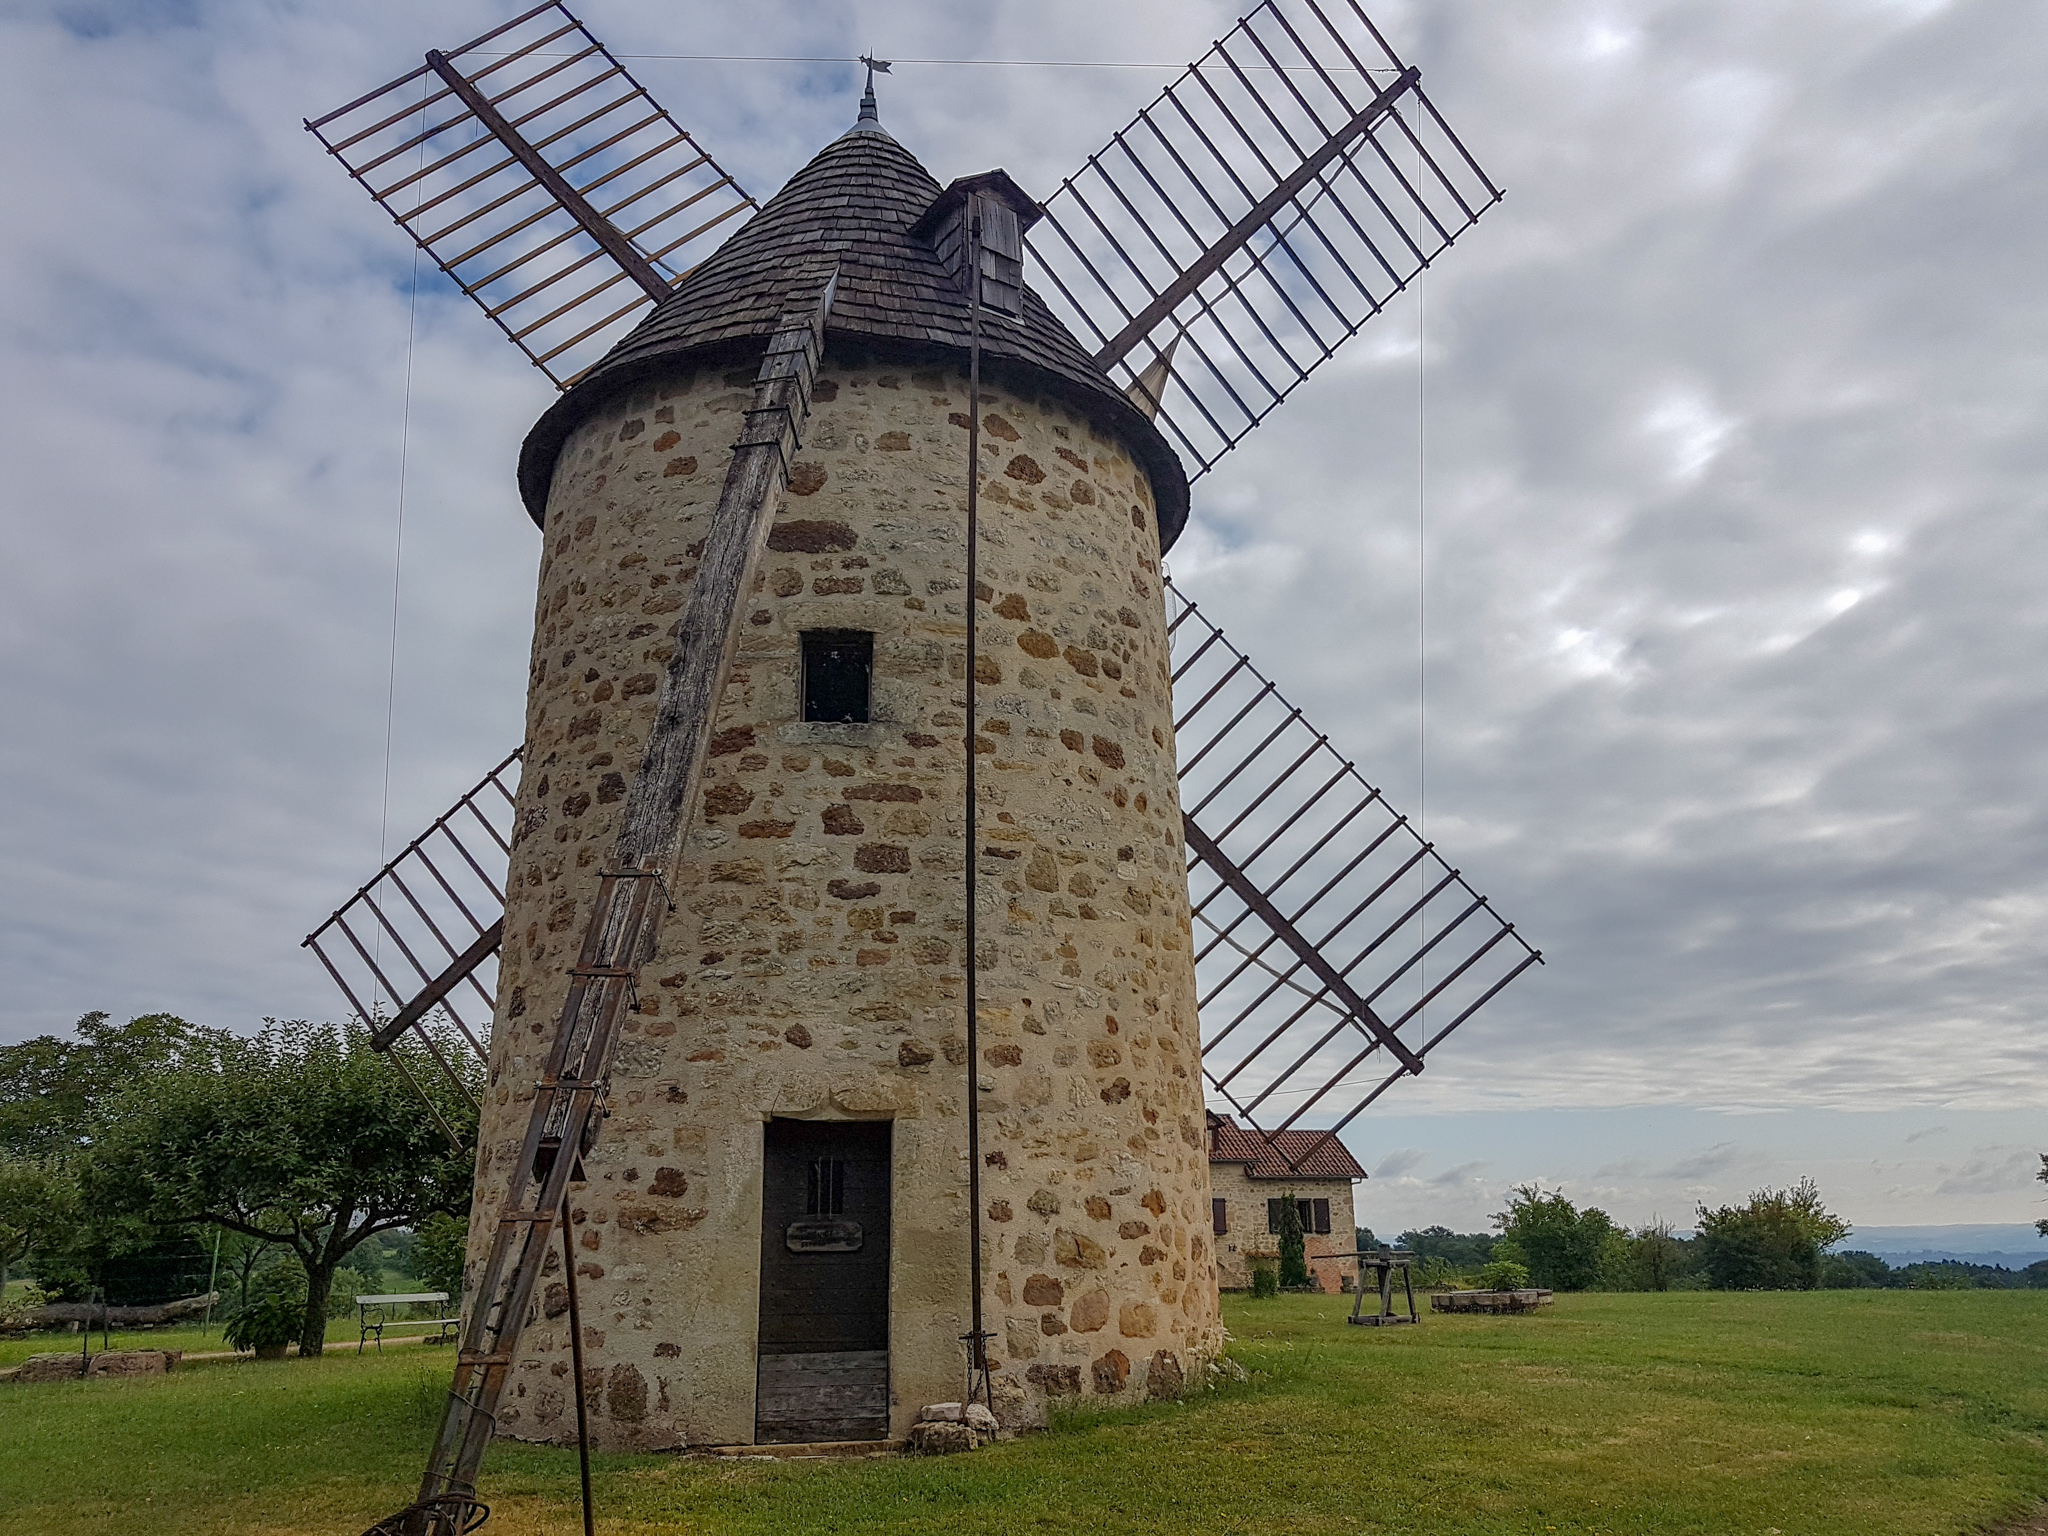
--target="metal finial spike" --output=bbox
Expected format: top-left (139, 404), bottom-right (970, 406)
top-left (856, 54), bottom-right (892, 124)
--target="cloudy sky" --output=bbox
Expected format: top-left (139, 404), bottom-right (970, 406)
top-left (2, 0), bottom-right (2045, 1242)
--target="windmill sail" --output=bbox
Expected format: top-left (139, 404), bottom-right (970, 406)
top-left (305, 2), bottom-right (755, 388)
top-left (302, 751), bottom-right (519, 1068)
top-left (1166, 584), bottom-right (1541, 1169)
top-left (309, 585), bottom-right (1541, 1163)
top-left (1027, 0), bottom-right (1502, 475)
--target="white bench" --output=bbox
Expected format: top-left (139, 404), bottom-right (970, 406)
top-left (356, 1292), bottom-right (458, 1352)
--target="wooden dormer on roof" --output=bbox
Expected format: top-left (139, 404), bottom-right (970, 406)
top-left (907, 170), bottom-right (1043, 321)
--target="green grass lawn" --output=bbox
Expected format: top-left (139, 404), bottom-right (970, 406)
top-left (4, 1291), bottom-right (2046, 1535)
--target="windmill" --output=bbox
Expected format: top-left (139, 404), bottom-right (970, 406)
top-left (300, 4), bottom-right (1537, 1530)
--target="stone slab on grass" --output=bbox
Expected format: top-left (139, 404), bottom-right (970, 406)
top-left (1430, 1288), bottom-right (1554, 1314)
top-left (13, 1349), bottom-right (182, 1383)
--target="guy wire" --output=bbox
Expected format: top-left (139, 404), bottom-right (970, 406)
top-left (371, 77), bottom-right (428, 1017)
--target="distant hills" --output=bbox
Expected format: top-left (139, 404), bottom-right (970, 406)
top-left (1844, 1224), bottom-right (2048, 1269)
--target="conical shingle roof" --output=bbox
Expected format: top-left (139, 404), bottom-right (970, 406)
top-left (517, 114), bottom-right (1190, 550)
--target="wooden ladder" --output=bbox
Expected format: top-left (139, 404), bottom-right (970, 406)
top-left (370, 269), bottom-right (839, 1536)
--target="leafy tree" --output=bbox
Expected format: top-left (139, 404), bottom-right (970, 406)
top-left (1492, 1186), bottom-right (1616, 1291)
top-left (1820, 1250), bottom-right (1891, 1289)
top-left (0, 1158), bottom-right (73, 1290)
top-left (1276, 1193), bottom-right (1309, 1288)
top-left (2036, 1153), bottom-right (2047, 1240)
top-left (410, 1212), bottom-right (469, 1300)
top-left (1780, 1176), bottom-right (1853, 1251)
top-left (1399, 1226), bottom-right (1496, 1270)
top-left (1, 1013), bottom-right (242, 1300)
top-left (0, 1012), bottom-right (233, 1159)
top-left (86, 1019), bottom-right (477, 1357)
top-left (1695, 1181), bottom-right (1847, 1291)
top-left (1630, 1219), bottom-right (1687, 1292)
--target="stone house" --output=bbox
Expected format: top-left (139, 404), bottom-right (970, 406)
top-left (472, 86), bottom-right (1222, 1452)
top-left (1207, 1115), bottom-right (1366, 1292)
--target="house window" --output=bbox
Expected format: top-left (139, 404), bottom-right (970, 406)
top-left (806, 1156), bottom-right (847, 1216)
top-left (1212, 1198), bottom-right (1228, 1236)
top-left (801, 631), bottom-right (873, 723)
top-left (1265, 1198), bottom-right (1329, 1235)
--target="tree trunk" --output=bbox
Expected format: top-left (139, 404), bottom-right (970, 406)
top-left (27, 1293), bottom-right (219, 1327)
top-left (301, 1262), bottom-right (333, 1358)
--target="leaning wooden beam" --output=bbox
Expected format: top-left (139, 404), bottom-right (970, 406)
top-left (375, 265), bottom-right (839, 1536)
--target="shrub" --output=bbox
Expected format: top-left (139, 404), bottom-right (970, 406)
top-left (1480, 1259), bottom-right (1530, 1291)
top-left (1493, 1186), bottom-right (1616, 1291)
top-left (1249, 1257), bottom-right (1280, 1299)
top-left (225, 1285), bottom-right (304, 1355)
top-left (0, 1282), bottom-right (51, 1334)
top-left (1275, 1196), bottom-right (1309, 1289)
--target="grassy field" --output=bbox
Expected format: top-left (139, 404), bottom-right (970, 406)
top-left (0, 1312), bottom-right (441, 1366)
top-left (4, 1290), bottom-right (2047, 1535)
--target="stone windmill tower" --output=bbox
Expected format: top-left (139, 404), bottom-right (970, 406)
top-left (307, 7), bottom-right (1531, 1527)
top-left (490, 77), bottom-right (1211, 1447)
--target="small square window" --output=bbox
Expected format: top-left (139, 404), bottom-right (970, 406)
top-left (801, 631), bottom-right (873, 723)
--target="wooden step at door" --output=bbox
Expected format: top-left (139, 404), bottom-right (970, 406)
top-left (755, 1350), bottom-right (890, 1444)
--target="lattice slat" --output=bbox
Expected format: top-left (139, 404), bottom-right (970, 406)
top-left (306, 2), bottom-right (755, 388)
top-left (1028, 0), bottom-right (1500, 477)
top-left (303, 751), bottom-right (522, 1063)
top-left (1169, 582), bottom-right (1540, 1168)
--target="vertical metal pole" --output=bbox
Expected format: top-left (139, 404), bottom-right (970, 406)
top-left (562, 1207), bottom-right (594, 1536)
top-left (203, 1227), bottom-right (223, 1335)
top-left (962, 205), bottom-right (991, 1408)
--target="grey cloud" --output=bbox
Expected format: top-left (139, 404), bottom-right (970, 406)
top-left (3, 0), bottom-right (2046, 1183)
top-left (1654, 1143), bottom-right (1747, 1181)
top-left (1373, 1148), bottom-right (1428, 1180)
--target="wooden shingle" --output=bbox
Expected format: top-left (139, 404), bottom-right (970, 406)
top-left (518, 119), bottom-right (1190, 550)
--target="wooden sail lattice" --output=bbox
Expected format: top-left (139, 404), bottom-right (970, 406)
top-left (1027, 0), bottom-right (1501, 475)
top-left (1167, 581), bottom-right (1541, 1168)
top-left (305, 1), bottom-right (756, 389)
top-left (302, 750), bottom-right (520, 1067)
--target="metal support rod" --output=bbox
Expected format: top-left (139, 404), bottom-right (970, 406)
top-left (961, 207), bottom-right (992, 1409)
top-left (423, 48), bottom-right (672, 304)
top-left (561, 1208), bottom-right (594, 1536)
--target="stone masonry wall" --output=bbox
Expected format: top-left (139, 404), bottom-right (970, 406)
top-left (1208, 1164), bottom-right (1359, 1292)
top-left (472, 350), bottom-right (1223, 1449)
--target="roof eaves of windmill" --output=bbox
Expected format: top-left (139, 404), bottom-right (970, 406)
top-left (517, 86), bottom-right (1192, 551)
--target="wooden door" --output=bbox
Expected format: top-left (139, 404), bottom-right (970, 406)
top-left (755, 1118), bottom-right (891, 1442)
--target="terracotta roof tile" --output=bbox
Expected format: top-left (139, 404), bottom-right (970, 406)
top-left (1208, 1116), bottom-right (1367, 1181)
